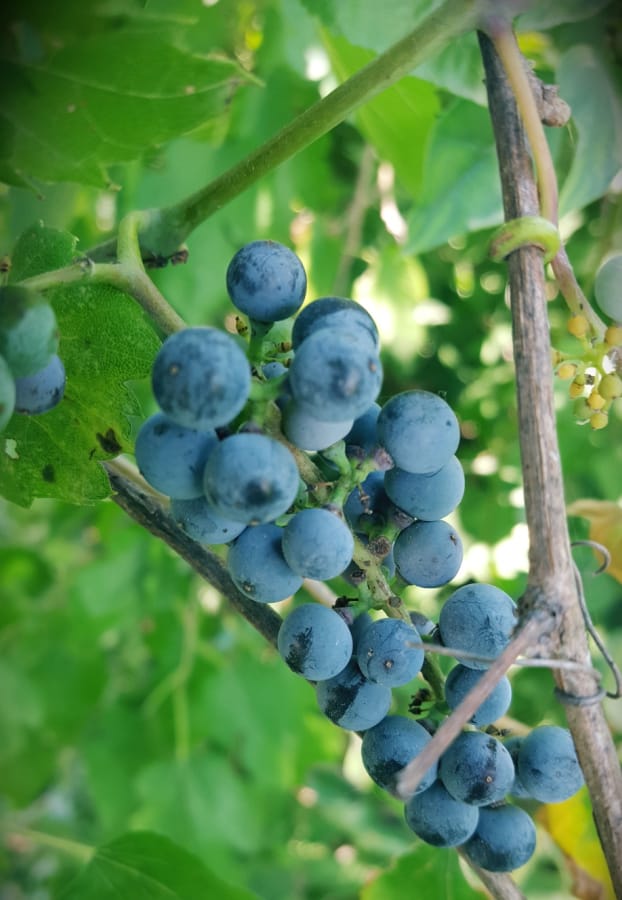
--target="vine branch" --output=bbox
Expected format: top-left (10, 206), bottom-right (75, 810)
top-left (478, 31), bottom-right (622, 897)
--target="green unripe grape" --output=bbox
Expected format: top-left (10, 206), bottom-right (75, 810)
top-left (599, 373), bottom-right (622, 400)
top-left (572, 397), bottom-right (592, 422)
top-left (594, 255), bottom-right (622, 322)
top-left (0, 354), bottom-right (16, 431)
top-left (0, 285), bottom-right (59, 377)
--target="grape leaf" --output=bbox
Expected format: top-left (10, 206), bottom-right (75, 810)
top-left (0, 31), bottom-right (252, 187)
top-left (406, 99), bottom-right (502, 253)
top-left (361, 844), bottom-right (482, 899)
top-left (557, 45), bottom-right (622, 216)
top-left (566, 499), bottom-right (622, 583)
top-left (321, 33), bottom-right (440, 197)
top-left (59, 831), bottom-right (259, 900)
top-left (0, 223), bottom-right (160, 506)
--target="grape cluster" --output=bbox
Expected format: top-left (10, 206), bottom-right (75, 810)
top-left (136, 239), bottom-right (585, 874)
top-left (0, 285), bottom-right (66, 430)
top-left (555, 253), bottom-right (622, 430)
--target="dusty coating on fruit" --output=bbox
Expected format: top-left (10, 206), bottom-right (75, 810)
top-left (438, 583), bottom-right (517, 669)
top-left (226, 240), bottom-right (307, 322)
top-left (316, 660), bottom-right (392, 730)
top-left (439, 731), bottom-right (515, 806)
top-left (361, 715), bottom-right (437, 796)
top-left (377, 390), bottom-right (460, 474)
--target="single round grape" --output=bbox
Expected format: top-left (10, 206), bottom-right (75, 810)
top-left (377, 390), bottom-right (460, 474)
top-left (0, 285), bottom-right (59, 377)
top-left (384, 455), bottom-right (465, 521)
top-left (356, 617), bottom-right (424, 687)
top-left (278, 603), bottom-right (353, 679)
top-left (462, 804), bottom-right (536, 872)
top-left (281, 400), bottom-right (353, 451)
top-left (343, 471), bottom-right (389, 533)
top-left (517, 725), bottom-right (584, 802)
top-left (439, 731), bottom-right (515, 806)
top-left (404, 780), bottom-right (479, 847)
top-left (316, 660), bottom-right (392, 731)
top-left (438, 583), bottom-right (517, 669)
top-left (0, 355), bottom-right (16, 431)
top-left (203, 433), bottom-right (300, 524)
top-left (281, 508), bottom-right (354, 580)
top-left (14, 354), bottom-right (65, 415)
top-left (262, 361), bottom-right (288, 379)
top-left (171, 496), bottom-right (246, 546)
top-left (345, 402), bottom-right (381, 454)
top-left (361, 715), bottom-right (437, 797)
top-left (226, 240), bottom-right (307, 322)
top-left (393, 520), bottom-right (463, 587)
top-left (288, 327), bottom-right (383, 422)
top-left (444, 665), bottom-right (512, 727)
top-left (227, 523), bottom-right (303, 603)
top-left (594, 254), bottom-right (622, 321)
top-left (152, 327), bottom-right (251, 430)
top-left (134, 412), bottom-right (218, 499)
top-left (291, 296), bottom-right (378, 350)
top-left (503, 736), bottom-right (532, 799)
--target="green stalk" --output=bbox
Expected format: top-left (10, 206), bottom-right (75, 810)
top-left (6, 826), bottom-right (94, 864)
top-left (89, 0), bottom-right (481, 260)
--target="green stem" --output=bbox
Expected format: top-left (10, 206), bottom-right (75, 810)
top-left (88, 0), bottom-right (481, 261)
top-left (421, 655), bottom-right (445, 701)
top-left (486, 21), bottom-right (607, 342)
top-left (487, 22), bottom-right (558, 225)
top-left (6, 826), bottom-right (94, 864)
top-left (351, 534), bottom-right (410, 621)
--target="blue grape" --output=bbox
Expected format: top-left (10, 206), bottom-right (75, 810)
top-left (134, 412), bottom-right (218, 499)
top-left (393, 520), bottom-right (463, 587)
top-left (0, 286), bottom-right (59, 377)
top-left (0, 355), bottom-right (16, 430)
top-left (227, 523), bottom-right (303, 603)
top-left (226, 240), bottom-right (307, 322)
top-left (291, 296), bottom-right (378, 350)
top-left (277, 603), bottom-right (353, 679)
top-left (288, 327), bottom-right (383, 422)
top-left (203, 433), bottom-right (300, 524)
top-left (281, 400), bottom-right (353, 451)
top-left (502, 736), bottom-right (532, 799)
top-left (462, 804), bottom-right (536, 872)
top-left (439, 731), bottom-right (515, 806)
top-left (316, 659), bottom-right (392, 731)
top-left (444, 665), bottom-right (512, 727)
top-left (377, 390), bottom-right (460, 474)
top-left (171, 496), bottom-right (246, 546)
top-left (281, 508), bottom-right (354, 580)
top-left (152, 327), bottom-right (251, 430)
top-left (343, 471), bottom-right (388, 533)
top-left (384, 455), bottom-right (465, 521)
top-left (594, 254), bottom-right (622, 321)
top-left (404, 780), bottom-right (479, 847)
top-left (345, 402), bottom-right (381, 454)
top-left (517, 725), bottom-right (584, 802)
top-left (438, 583), bottom-right (517, 669)
top-left (361, 714), bottom-right (437, 796)
top-left (14, 354), bottom-right (65, 415)
top-left (356, 617), bottom-right (424, 687)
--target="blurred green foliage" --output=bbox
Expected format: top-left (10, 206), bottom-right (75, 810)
top-left (1, 0), bottom-right (621, 897)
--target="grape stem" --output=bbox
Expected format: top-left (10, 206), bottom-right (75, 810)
top-left (16, 214), bottom-right (186, 337)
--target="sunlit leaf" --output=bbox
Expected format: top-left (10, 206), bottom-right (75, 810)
top-left (538, 789), bottom-right (615, 900)
top-left (567, 499), bottom-right (622, 584)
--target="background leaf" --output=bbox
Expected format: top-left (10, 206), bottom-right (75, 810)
top-left (59, 831), bottom-right (260, 900)
top-left (0, 33), bottom-right (250, 187)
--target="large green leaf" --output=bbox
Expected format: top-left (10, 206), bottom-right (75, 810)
top-left (406, 99), bottom-right (501, 253)
top-left (0, 223), bottom-right (160, 506)
top-left (322, 33), bottom-right (439, 197)
top-left (0, 31), bottom-right (251, 187)
top-left (60, 831), bottom-right (259, 900)
top-left (557, 44), bottom-right (622, 215)
top-left (361, 845), bottom-right (483, 899)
